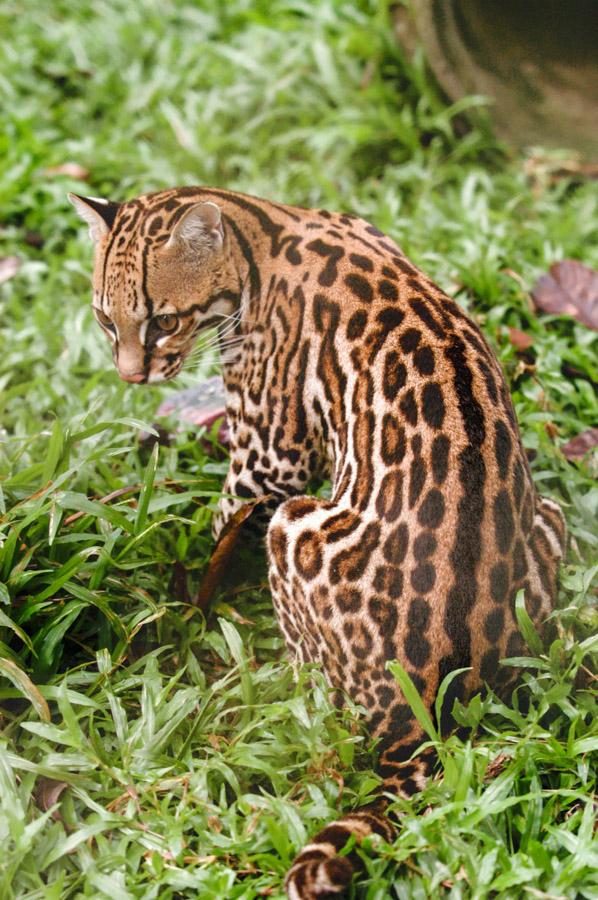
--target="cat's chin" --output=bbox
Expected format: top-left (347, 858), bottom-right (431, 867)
top-left (146, 371), bottom-right (170, 385)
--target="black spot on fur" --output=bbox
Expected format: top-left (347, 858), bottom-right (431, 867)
top-left (345, 272), bottom-right (374, 302)
top-left (306, 238), bottom-right (345, 287)
top-left (379, 279), bottom-right (398, 301)
top-left (383, 522), bottom-right (409, 564)
top-left (413, 531), bottom-right (437, 560)
top-left (418, 489), bottom-right (445, 529)
top-left (408, 456), bottom-right (427, 508)
top-left (494, 420), bottom-right (513, 480)
top-left (484, 608), bottom-right (504, 642)
top-left (431, 434), bottom-right (450, 484)
top-left (480, 647), bottom-right (500, 682)
top-left (410, 562), bottom-right (436, 593)
top-left (490, 561), bottom-right (509, 603)
top-left (349, 252), bottom-right (374, 272)
top-left (381, 415), bottom-right (407, 466)
top-left (399, 328), bottom-right (421, 353)
top-left (383, 351), bottom-right (407, 401)
top-left (414, 345), bottom-right (435, 375)
top-left (494, 489), bottom-right (515, 554)
top-left (421, 382), bottom-right (445, 429)
top-left (346, 309), bottom-right (368, 340)
top-left (399, 388), bottom-right (418, 426)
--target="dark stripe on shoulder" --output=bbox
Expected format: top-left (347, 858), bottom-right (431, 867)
top-left (223, 214), bottom-right (262, 300)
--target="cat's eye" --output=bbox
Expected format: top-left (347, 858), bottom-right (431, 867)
top-left (95, 308), bottom-right (114, 329)
top-left (155, 314), bottom-right (179, 333)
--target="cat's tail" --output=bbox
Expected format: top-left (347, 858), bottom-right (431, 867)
top-left (285, 803), bottom-right (394, 900)
top-left (285, 740), bottom-right (434, 898)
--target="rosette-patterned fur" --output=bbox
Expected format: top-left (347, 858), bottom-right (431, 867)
top-left (72, 186), bottom-right (565, 898)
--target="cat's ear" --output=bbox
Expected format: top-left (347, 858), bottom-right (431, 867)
top-left (166, 201), bottom-right (223, 252)
top-left (68, 193), bottom-right (121, 241)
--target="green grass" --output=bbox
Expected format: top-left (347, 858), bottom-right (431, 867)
top-left (0, 0), bottom-right (597, 897)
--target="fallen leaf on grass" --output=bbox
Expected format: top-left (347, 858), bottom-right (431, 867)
top-left (33, 777), bottom-right (68, 821)
top-left (484, 753), bottom-right (509, 781)
top-left (508, 327), bottom-right (534, 352)
top-left (561, 428), bottom-right (598, 461)
top-left (0, 256), bottom-right (21, 284)
top-left (524, 152), bottom-right (598, 186)
top-left (441, 866), bottom-right (467, 889)
top-left (193, 496), bottom-right (271, 611)
top-left (184, 854), bottom-right (218, 864)
top-left (206, 734), bottom-right (225, 751)
top-left (44, 162), bottom-right (89, 180)
top-left (532, 260), bottom-right (598, 330)
top-left (107, 785), bottom-right (142, 815)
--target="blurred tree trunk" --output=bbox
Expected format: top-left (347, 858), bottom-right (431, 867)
top-left (395, 0), bottom-right (598, 159)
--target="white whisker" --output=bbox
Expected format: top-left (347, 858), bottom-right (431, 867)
top-left (194, 320), bottom-right (241, 350)
top-left (188, 336), bottom-right (247, 360)
top-left (183, 335), bottom-right (247, 371)
top-left (182, 309), bottom-right (246, 372)
top-left (190, 328), bottom-right (245, 358)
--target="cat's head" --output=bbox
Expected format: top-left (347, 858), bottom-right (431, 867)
top-left (69, 192), bottom-right (233, 384)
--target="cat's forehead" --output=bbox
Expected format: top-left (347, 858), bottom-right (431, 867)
top-left (113, 190), bottom-right (189, 236)
top-left (91, 190), bottom-right (216, 310)
top-left (96, 204), bottom-right (165, 278)
top-left (94, 220), bottom-right (179, 315)
top-left (96, 189), bottom-right (210, 264)
top-left (109, 201), bottom-right (155, 246)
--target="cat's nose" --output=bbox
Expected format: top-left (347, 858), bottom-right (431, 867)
top-left (119, 370), bottom-right (145, 383)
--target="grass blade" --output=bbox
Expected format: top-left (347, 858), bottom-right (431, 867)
top-left (0, 657), bottom-right (50, 721)
top-left (135, 442), bottom-right (159, 535)
top-left (515, 589), bottom-right (544, 656)
top-left (387, 659), bottom-right (438, 742)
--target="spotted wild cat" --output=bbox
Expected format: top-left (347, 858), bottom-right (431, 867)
top-left (70, 187), bottom-right (566, 899)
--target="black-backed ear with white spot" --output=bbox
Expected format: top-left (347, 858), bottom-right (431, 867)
top-left (68, 193), bottom-right (121, 242)
top-left (166, 201), bottom-right (223, 252)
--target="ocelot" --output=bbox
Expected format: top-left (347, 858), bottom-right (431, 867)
top-left (71, 187), bottom-right (566, 899)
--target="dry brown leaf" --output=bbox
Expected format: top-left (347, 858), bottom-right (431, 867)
top-left (34, 777), bottom-right (68, 821)
top-left (193, 496), bottom-right (271, 610)
top-left (531, 260), bottom-right (598, 330)
top-left (503, 268), bottom-right (528, 291)
top-left (44, 162), bottom-right (90, 180)
top-left (0, 256), bottom-right (22, 285)
top-left (561, 428), bottom-right (598, 461)
top-left (206, 733), bottom-right (225, 751)
top-left (508, 326), bottom-right (534, 352)
top-left (524, 152), bottom-right (598, 186)
top-left (207, 815), bottom-right (222, 833)
top-left (184, 854), bottom-right (218, 864)
top-left (484, 753), bottom-right (509, 782)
